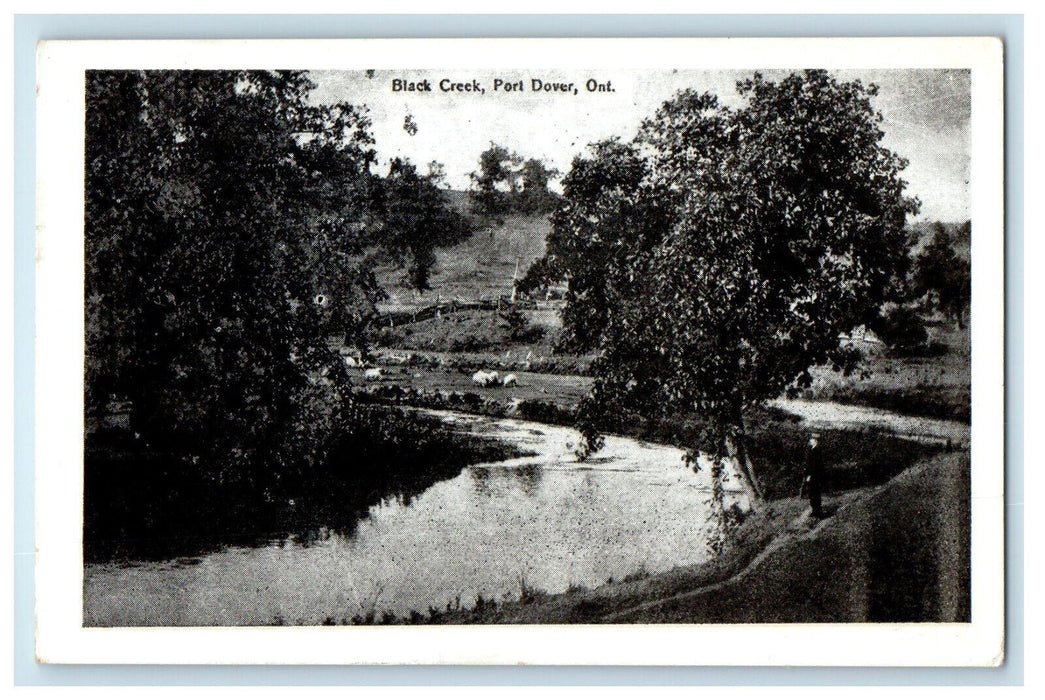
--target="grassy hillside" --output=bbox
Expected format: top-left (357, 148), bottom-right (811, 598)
top-left (376, 190), bottom-right (551, 309)
top-left (376, 204), bottom-right (969, 311)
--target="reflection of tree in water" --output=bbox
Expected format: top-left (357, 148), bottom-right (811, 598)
top-left (469, 464), bottom-right (544, 500)
top-left (86, 423), bottom-right (512, 562)
top-left (283, 481), bottom-right (437, 549)
top-left (514, 464), bottom-right (543, 499)
top-left (469, 466), bottom-right (494, 498)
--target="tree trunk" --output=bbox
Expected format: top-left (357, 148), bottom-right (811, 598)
top-left (736, 432), bottom-right (765, 502)
top-left (725, 429), bottom-right (765, 508)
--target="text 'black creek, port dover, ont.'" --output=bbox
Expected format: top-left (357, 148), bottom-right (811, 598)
top-left (391, 76), bottom-right (616, 96)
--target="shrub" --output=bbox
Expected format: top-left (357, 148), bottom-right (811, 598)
top-left (872, 304), bottom-right (930, 356)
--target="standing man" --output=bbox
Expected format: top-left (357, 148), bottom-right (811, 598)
top-left (804, 432), bottom-right (825, 519)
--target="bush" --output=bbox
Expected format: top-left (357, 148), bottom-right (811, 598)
top-left (516, 399), bottom-right (576, 426)
top-left (449, 332), bottom-right (495, 352)
top-left (873, 305), bottom-right (930, 356)
top-left (377, 327), bottom-right (406, 346)
top-left (499, 307), bottom-right (545, 344)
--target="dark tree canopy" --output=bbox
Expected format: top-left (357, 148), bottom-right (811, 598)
top-left (525, 71), bottom-right (920, 502)
top-left (912, 221), bottom-right (971, 328)
top-left (84, 70), bottom-right (459, 488)
top-left (376, 157), bottom-right (473, 291)
top-left (468, 143), bottom-right (560, 222)
top-left (517, 158), bottom-right (561, 215)
top-left (468, 143), bottom-right (521, 223)
top-left (518, 138), bottom-right (672, 350)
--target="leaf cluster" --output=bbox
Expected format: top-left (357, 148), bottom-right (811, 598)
top-left (84, 70), bottom-right (464, 483)
top-left (527, 71), bottom-right (920, 458)
top-left (468, 143), bottom-right (561, 222)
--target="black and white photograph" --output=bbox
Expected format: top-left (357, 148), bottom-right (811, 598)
top-left (33, 37), bottom-right (1005, 665)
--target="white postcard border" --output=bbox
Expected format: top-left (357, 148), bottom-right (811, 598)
top-left (34, 37), bottom-right (1005, 666)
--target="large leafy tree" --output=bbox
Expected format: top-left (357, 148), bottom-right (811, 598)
top-left (527, 71), bottom-right (919, 504)
top-left (912, 221), bottom-right (971, 328)
top-left (468, 143), bottom-right (561, 222)
top-left (86, 70), bottom-right (386, 489)
top-left (468, 142), bottom-right (521, 223)
top-left (375, 157), bottom-right (473, 291)
top-left (518, 138), bottom-right (673, 350)
top-left (516, 158), bottom-right (561, 215)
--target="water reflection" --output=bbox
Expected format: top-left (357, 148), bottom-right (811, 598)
top-left (84, 412), bottom-right (738, 626)
top-left (469, 463), bottom-right (544, 499)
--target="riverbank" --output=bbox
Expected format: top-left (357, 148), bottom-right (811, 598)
top-left (353, 382), bottom-right (955, 502)
top-left (85, 403), bottom-right (968, 625)
top-left (434, 450), bottom-right (969, 624)
top-left (336, 379), bottom-right (969, 624)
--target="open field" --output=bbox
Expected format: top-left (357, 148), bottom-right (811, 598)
top-left (347, 364), bottom-right (588, 411)
top-left (372, 306), bottom-right (562, 355)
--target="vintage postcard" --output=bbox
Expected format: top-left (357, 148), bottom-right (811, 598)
top-left (34, 37), bottom-right (1005, 665)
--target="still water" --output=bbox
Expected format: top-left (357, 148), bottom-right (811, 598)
top-left (84, 412), bottom-right (742, 625)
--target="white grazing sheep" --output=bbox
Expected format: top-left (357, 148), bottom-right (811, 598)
top-left (363, 367), bottom-right (384, 381)
top-left (501, 373), bottom-right (518, 387)
top-left (343, 355), bottom-right (362, 368)
top-left (471, 370), bottom-right (500, 387)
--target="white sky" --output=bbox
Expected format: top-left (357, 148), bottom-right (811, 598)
top-left (309, 68), bottom-right (970, 222)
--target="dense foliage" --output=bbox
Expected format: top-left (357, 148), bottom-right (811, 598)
top-left (375, 157), bottom-right (473, 291)
top-left (469, 143), bottom-right (560, 222)
top-left (524, 71), bottom-right (920, 502)
top-left (85, 70), bottom-right (469, 513)
top-left (912, 221), bottom-right (971, 328)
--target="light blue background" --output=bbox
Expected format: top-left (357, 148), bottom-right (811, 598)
top-left (13, 13), bottom-right (1024, 686)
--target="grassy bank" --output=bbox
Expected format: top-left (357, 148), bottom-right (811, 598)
top-left (398, 450), bottom-right (968, 624)
top-left (789, 322), bottom-right (970, 422)
top-left (607, 450), bottom-right (971, 624)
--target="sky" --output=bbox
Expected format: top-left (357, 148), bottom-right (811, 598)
top-left (309, 68), bottom-right (971, 223)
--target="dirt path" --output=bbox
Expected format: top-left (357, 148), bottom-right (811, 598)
top-left (602, 452), bottom-right (970, 623)
top-left (770, 397), bottom-right (970, 447)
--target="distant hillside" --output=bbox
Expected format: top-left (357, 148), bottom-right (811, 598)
top-left (376, 191), bottom-right (967, 310)
top-left (376, 189), bottom-right (551, 310)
